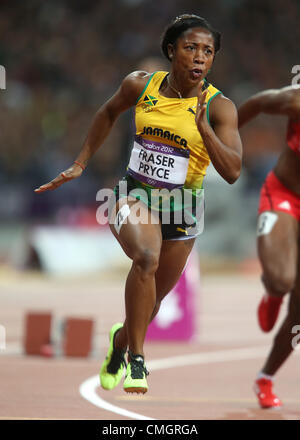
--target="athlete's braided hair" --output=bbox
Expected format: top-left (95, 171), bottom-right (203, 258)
top-left (161, 14), bottom-right (221, 61)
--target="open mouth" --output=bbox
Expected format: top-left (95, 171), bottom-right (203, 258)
top-left (190, 69), bottom-right (203, 79)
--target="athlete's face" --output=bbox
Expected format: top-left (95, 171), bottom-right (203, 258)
top-left (169, 27), bottom-right (215, 83)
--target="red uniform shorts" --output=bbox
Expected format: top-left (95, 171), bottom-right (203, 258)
top-left (258, 171), bottom-right (300, 221)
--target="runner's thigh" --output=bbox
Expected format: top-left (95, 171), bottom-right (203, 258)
top-left (109, 196), bottom-right (162, 260)
top-left (257, 210), bottom-right (298, 284)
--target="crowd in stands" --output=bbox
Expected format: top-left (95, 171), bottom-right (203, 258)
top-left (0, 0), bottom-right (299, 221)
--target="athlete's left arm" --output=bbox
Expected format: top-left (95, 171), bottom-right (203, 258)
top-left (196, 92), bottom-right (243, 184)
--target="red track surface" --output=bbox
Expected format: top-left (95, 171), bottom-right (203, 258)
top-left (0, 264), bottom-right (299, 420)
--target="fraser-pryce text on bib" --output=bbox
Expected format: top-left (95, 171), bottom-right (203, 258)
top-left (127, 135), bottom-right (190, 189)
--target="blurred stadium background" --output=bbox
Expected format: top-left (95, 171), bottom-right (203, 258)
top-left (1, 1), bottom-right (300, 420)
top-left (0, 0), bottom-right (299, 275)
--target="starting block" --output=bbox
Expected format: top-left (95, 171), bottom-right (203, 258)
top-left (24, 312), bottom-right (52, 355)
top-left (62, 317), bottom-right (94, 357)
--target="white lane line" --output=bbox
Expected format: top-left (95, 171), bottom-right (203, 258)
top-left (147, 345), bottom-right (271, 370)
top-left (79, 345), bottom-right (272, 420)
top-left (79, 375), bottom-right (155, 420)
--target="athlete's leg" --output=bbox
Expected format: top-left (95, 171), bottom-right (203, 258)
top-left (116, 238), bottom-right (195, 348)
top-left (150, 238), bottom-right (196, 321)
top-left (257, 211), bottom-right (298, 297)
top-left (114, 237), bottom-right (196, 347)
top-left (261, 237), bottom-right (300, 376)
top-left (109, 197), bottom-right (162, 357)
top-left (256, 211), bottom-right (298, 333)
top-left (254, 211), bottom-right (299, 407)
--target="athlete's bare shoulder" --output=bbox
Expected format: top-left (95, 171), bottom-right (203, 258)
top-left (104, 70), bottom-right (155, 116)
top-left (209, 93), bottom-right (238, 126)
top-left (255, 85), bottom-right (300, 119)
top-left (211, 93), bottom-right (235, 108)
top-left (275, 84), bottom-right (300, 100)
top-left (279, 85), bottom-right (300, 120)
top-left (278, 84), bottom-right (300, 94)
top-left (288, 84), bottom-right (300, 104)
top-left (238, 84), bottom-right (300, 127)
top-left (121, 71), bottom-right (153, 102)
top-left (128, 70), bottom-right (153, 81)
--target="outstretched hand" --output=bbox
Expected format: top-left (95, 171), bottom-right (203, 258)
top-left (195, 81), bottom-right (209, 133)
top-left (34, 163), bottom-right (84, 193)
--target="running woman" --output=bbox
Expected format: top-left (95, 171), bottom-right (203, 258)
top-left (238, 85), bottom-right (300, 408)
top-left (35, 14), bottom-right (242, 394)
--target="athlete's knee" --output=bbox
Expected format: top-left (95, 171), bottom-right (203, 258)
top-left (132, 247), bottom-right (160, 276)
top-left (263, 270), bottom-right (296, 296)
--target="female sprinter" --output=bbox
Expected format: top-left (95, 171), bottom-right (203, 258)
top-left (35, 14), bottom-right (242, 394)
top-left (238, 85), bottom-right (300, 408)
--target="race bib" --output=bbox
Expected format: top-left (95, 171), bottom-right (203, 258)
top-left (127, 136), bottom-right (190, 189)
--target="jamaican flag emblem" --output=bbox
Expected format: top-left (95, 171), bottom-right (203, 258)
top-left (142, 95), bottom-right (158, 112)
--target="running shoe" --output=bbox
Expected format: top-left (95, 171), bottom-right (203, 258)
top-left (123, 351), bottom-right (149, 394)
top-left (257, 293), bottom-right (283, 332)
top-left (100, 323), bottom-right (126, 390)
top-left (254, 378), bottom-right (282, 409)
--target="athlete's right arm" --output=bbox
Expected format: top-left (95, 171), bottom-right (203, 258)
top-left (238, 85), bottom-right (300, 128)
top-left (34, 71), bottom-right (150, 193)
